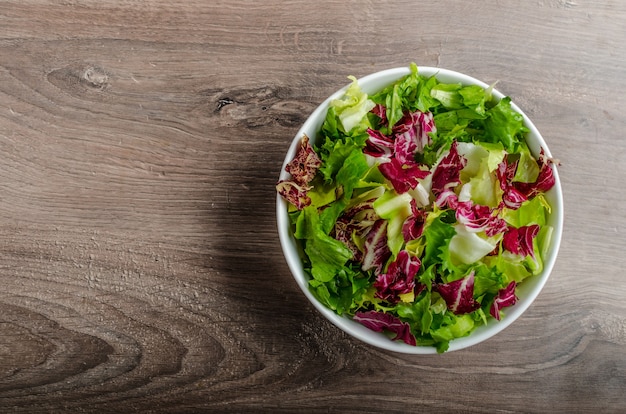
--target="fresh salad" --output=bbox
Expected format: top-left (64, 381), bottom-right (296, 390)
top-left (277, 63), bottom-right (557, 352)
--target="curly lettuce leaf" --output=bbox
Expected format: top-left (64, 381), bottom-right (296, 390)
top-left (335, 149), bottom-right (370, 200)
top-left (502, 194), bottom-right (549, 228)
top-left (295, 206), bottom-right (353, 283)
top-left (396, 291), bottom-right (433, 336)
top-left (483, 97), bottom-right (528, 152)
top-left (371, 63), bottom-right (439, 128)
top-left (430, 313), bottom-right (475, 353)
top-left (309, 264), bottom-right (370, 315)
top-left (431, 82), bottom-right (464, 109)
top-left (459, 84), bottom-right (490, 116)
top-left (420, 211), bottom-right (457, 271)
top-left (457, 144), bottom-right (504, 209)
top-left (330, 76), bottom-right (376, 133)
top-left (318, 134), bottom-right (368, 184)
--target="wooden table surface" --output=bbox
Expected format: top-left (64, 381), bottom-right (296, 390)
top-left (1, 1), bottom-right (625, 412)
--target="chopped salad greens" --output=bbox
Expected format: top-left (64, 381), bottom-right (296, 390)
top-left (277, 63), bottom-right (557, 353)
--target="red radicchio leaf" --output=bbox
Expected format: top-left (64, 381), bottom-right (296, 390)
top-left (402, 199), bottom-right (428, 242)
top-left (366, 109), bottom-right (435, 163)
top-left (284, 134), bottom-right (322, 185)
top-left (332, 200), bottom-right (379, 262)
top-left (277, 135), bottom-right (321, 210)
top-left (373, 250), bottom-right (421, 303)
top-left (513, 149), bottom-right (556, 199)
top-left (371, 103), bottom-right (388, 125)
top-left (434, 188), bottom-right (460, 210)
top-left (393, 130), bottom-right (418, 165)
top-left (365, 109), bottom-right (435, 194)
top-left (378, 158), bottom-right (430, 194)
top-left (456, 200), bottom-right (508, 237)
top-left (364, 128), bottom-right (394, 158)
top-left (361, 219), bottom-right (392, 274)
top-left (502, 224), bottom-right (540, 258)
top-left (336, 200), bottom-right (379, 232)
top-left (333, 218), bottom-right (362, 262)
top-left (435, 270), bottom-right (480, 315)
top-left (392, 110), bottom-right (436, 156)
top-left (276, 180), bottom-right (311, 210)
top-left (496, 160), bottom-right (527, 210)
top-left (490, 281), bottom-right (518, 321)
top-left (432, 141), bottom-right (467, 209)
top-left (353, 310), bottom-right (417, 346)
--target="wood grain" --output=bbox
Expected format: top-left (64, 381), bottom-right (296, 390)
top-left (0, 0), bottom-right (625, 412)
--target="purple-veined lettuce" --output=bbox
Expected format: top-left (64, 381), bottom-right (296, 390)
top-left (514, 149), bottom-right (557, 199)
top-left (391, 110), bottom-right (436, 162)
top-left (332, 199), bottom-right (379, 262)
top-left (456, 200), bottom-right (507, 237)
top-left (432, 141), bottom-right (467, 209)
top-left (276, 135), bottom-right (321, 209)
top-left (378, 158), bottom-right (430, 194)
top-left (435, 270), bottom-right (481, 315)
top-left (402, 199), bottom-right (428, 242)
top-left (365, 109), bottom-right (434, 194)
top-left (285, 134), bottom-right (322, 185)
top-left (490, 281), bottom-right (518, 320)
top-left (364, 128), bottom-right (394, 159)
top-left (502, 224), bottom-right (540, 259)
top-left (361, 219), bottom-right (392, 274)
top-left (276, 180), bottom-right (312, 210)
top-left (373, 250), bottom-right (422, 304)
top-left (353, 310), bottom-right (417, 346)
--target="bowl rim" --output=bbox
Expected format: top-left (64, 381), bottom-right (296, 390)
top-left (276, 66), bottom-right (563, 354)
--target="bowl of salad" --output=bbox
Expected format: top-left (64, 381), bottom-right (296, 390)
top-left (276, 64), bottom-right (562, 353)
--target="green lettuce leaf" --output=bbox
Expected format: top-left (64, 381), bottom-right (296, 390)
top-left (330, 76), bottom-right (376, 133)
top-left (335, 148), bottom-right (370, 200)
top-left (448, 224), bottom-right (501, 266)
top-left (459, 85), bottom-right (489, 116)
top-left (430, 313), bottom-right (475, 353)
top-left (295, 206), bottom-right (352, 283)
top-left (371, 63), bottom-right (439, 128)
top-left (513, 142), bottom-right (541, 183)
top-left (396, 291), bottom-right (433, 335)
top-left (484, 254), bottom-right (532, 284)
top-left (459, 153), bottom-right (503, 208)
top-left (471, 262), bottom-right (507, 297)
top-left (483, 97), bottom-right (528, 152)
top-left (431, 82), bottom-right (464, 109)
top-left (420, 212), bottom-right (457, 270)
top-left (318, 134), bottom-right (368, 183)
top-left (372, 190), bottom-right (413, 219)
top-left (309, 264), bottom-right (370, 315)
top-left (502, 194), bottom-right (549, 228)
top-left (373, 190), bottom-right (413, 257)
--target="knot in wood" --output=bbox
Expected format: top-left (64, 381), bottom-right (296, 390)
top-left (82, 66), bottom-right (109, 89)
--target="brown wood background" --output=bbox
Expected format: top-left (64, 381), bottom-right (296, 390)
top-left (1, 1), bottom-right (625, 412)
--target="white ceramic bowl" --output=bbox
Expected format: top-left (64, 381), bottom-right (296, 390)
top-left (276, 66), bottom-right (563, 354)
